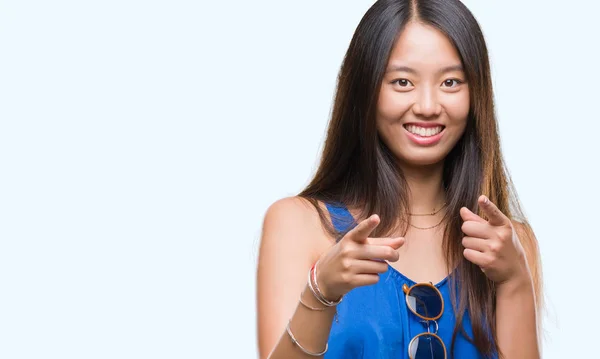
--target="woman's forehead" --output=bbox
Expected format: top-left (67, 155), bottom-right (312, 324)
top-left (387, 22), bottom-right (463, 73)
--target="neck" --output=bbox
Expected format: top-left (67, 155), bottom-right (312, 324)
top-left (399, 161), bottom-right (446, 214)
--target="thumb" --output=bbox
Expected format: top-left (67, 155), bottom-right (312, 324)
top-left (460, 206), bottom-right (486, 224)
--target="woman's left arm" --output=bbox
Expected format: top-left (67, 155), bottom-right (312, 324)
top-left (495, 266), bottom-right (540, 359)
top-left (460, 195), bottom-right (541, 359)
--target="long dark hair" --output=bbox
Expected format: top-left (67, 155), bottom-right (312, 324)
top-left (298, 0), bottom-right (542, 357)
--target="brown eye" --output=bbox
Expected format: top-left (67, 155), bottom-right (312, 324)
top-left (392, 79), bottom-right (413, 87)
top-left (443, 79), bottom-right (462, 87)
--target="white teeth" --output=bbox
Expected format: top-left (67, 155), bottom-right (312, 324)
top-left (406, 125), bottom-right (443, 137)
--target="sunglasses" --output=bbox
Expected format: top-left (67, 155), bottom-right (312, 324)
top-left (403, 282), bottom-right (447, 359)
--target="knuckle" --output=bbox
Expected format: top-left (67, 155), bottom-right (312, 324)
top-left (341, 258), bottom-right (352, 271)
top-left (489, 242), bottom-right (501, 253)
top-left (340, 272), bottom-right (351, 284)
top-left (344, 230), bottom-right (357, 241)
top-left (340, 244), bottom-right (354, 257)
top-left (346, 230), bottom-right (358, 241)
top-left (343, 246), bottom-right (353, 256)
top-left (355, 222), bottom-right (368, 233)
top-left (492, 208), bottom-right (502, 218)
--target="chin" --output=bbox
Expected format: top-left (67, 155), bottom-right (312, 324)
top-left (395, 152), bottom-right (447, 168)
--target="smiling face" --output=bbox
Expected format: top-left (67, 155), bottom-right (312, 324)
top-left (377, 21), bottom-right (470, 168)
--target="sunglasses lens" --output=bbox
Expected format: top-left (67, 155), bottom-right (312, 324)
top-left (406, 285), bottom-right (443, 319)
top-left (408, 333), bottom-right (446, 359)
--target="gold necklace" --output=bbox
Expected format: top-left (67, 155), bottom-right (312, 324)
top-left (406, 202), bottom-right (447, 230)
top-left (408, 202), bottom-right (447, 216)
top-left (407, 217), bottom-right (445, 230)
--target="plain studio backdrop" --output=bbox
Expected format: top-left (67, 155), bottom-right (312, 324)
top-left (0, 0), bottom-right (598, 358)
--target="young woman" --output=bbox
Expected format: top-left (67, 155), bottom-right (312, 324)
top-left (257, 1), bottom-right (542, 358)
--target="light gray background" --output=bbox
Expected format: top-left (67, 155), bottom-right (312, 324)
top-left (0, 0), bottom-right (598, 358)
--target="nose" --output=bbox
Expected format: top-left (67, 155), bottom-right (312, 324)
top-left (412, 87), bottom-right (442, 118)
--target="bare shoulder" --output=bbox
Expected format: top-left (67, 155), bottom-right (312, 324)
top-left (511, 219), bottom-right (540, 260)
top-left (511, 220), bottom-right (539, 246)
top-left (264, 196), bottom-right (322, 225)
top-left (256, 196), bottom-right (333, 358)
top-left (260, 196), bottom-right (333, 258)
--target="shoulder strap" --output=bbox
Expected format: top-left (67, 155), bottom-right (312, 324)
top-left (324, 202), bottom-right (357, 241)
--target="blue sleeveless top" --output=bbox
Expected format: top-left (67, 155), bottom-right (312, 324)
top-left (324, 203), bottom-right (497, 359)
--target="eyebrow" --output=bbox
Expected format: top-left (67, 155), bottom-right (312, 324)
top-left (386, 64), bottom-right (464, 74)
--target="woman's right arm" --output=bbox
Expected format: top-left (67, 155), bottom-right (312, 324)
top-left (256, 197), bottom-right (335, 359)
top-left (256, 197), bottom-right (404, 358)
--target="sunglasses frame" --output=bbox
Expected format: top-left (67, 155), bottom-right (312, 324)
top-left (408, 332), bottom-right (447, 359)
top-left (403, 282), bottom-right (447, 359)
top-left (402, 282), bottom-right (445, 321)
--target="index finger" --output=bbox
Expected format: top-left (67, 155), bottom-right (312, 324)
top-left (346, 214), bottom-right (380, 243)
top-left (478, 195), bottom-right (510, 227)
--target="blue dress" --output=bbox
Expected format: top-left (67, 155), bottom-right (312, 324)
top-left (324, 202), bottom-right (496, 359)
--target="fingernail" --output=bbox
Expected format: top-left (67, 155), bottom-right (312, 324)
top-left (482, 196), bottom-right (489, 204)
